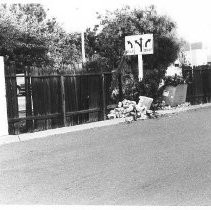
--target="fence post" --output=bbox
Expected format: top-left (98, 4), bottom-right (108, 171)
top-left (60, 76), bottom-right (67, 126)
top-left (101, 73), bottom-right (106, 120)
top-left (25, 66), bottom-right (33, 131)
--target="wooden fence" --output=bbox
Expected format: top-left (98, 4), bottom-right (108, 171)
top-left (5, 63), bottom-right (120, 134)
top-left (182, 66), bottom-right (211, 104)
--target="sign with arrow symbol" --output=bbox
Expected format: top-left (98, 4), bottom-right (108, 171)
top-left (125, 34), bottom-right (153, 81)
top-left (125, 34), bottom-right (153, 55)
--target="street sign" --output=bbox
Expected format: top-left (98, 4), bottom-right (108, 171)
top-left (125, 34), bottom-right (153, 55)
top-left (125, 35), bottom-right (137, 55)
top-left (125, 34), bottom-right (153, 81)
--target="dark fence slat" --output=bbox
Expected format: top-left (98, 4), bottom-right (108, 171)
top-left (5, 62), bottom-right (19, 134)
top-left (25, 66), bottom-right (33, 132)
top-left (88, 75), bottom-right (101, 122)
top-left (101, 73), bottom-right (106, 120)
top-left (60, 76), bottom-right (67, 126)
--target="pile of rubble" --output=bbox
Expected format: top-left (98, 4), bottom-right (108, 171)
top-left (107, 97), bottom-right (156, 123)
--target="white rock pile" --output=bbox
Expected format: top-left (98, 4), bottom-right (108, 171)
top-left (107, 97), bottom-right (154, 123)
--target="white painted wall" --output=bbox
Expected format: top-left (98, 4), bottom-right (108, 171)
top-left (191, 49), bottom-right (208, 66)
top-left (0, 57), bottom-right (8, 136)
top-left (185, 49), bottom-right (208, 66)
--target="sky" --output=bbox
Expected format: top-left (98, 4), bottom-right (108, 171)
top-left (3, 0), bottom-right (211, 45)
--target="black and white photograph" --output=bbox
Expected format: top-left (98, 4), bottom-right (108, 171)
top-left (0, 0), bottom-right (211, 207)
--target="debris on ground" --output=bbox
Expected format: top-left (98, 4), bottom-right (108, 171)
top-left (176, 102), bottom-right (191, 108)
top-left (160, 101), bottom-right (191, 110)
top-left (107, 96), bottom-right (157, 123)
top-left (107, 97), bottom-right (192, 123)
top-left (155, 101), bottom-right (193, 117)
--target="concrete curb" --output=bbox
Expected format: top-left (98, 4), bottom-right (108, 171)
top-left (0, 103), bottom-right (211, 146)
top-left (0, 118), bottom-right (125, 146)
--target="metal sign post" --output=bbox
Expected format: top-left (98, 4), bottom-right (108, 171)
top-left (125, 34), bottom-right (153, 81)
top-left (138, 54), bottom-right (143, 81)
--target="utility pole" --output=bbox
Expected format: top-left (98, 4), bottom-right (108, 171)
top-left (81, 31), bottom-right (86, 63)
top-left (189, 42), bottom-right (193, 68)
top-left (75, 7), bottom-right (86, 64)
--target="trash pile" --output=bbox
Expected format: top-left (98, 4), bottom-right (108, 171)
top-left (107, 96), bottom-right (156, 123)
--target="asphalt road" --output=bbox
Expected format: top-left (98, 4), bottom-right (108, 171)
top-left (0, 107), bottom-right (211, 205)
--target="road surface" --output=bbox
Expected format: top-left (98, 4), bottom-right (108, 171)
top-left (0, 107), bottom-right (211, 205)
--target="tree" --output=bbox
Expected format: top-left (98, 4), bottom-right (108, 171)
top-left (0, 4), bottom-right (48, 66)
top-left (85, 5), bottom-right (182, 99)
top-left (0, 4), bottom-right (81, 69)
top-left (86, 5), bottom-right (181, 75)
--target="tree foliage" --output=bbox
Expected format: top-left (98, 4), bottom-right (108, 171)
top-left (0, 4), bottom-right (81, 68)
top-left (86, 5), bottom-right (181, 76)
